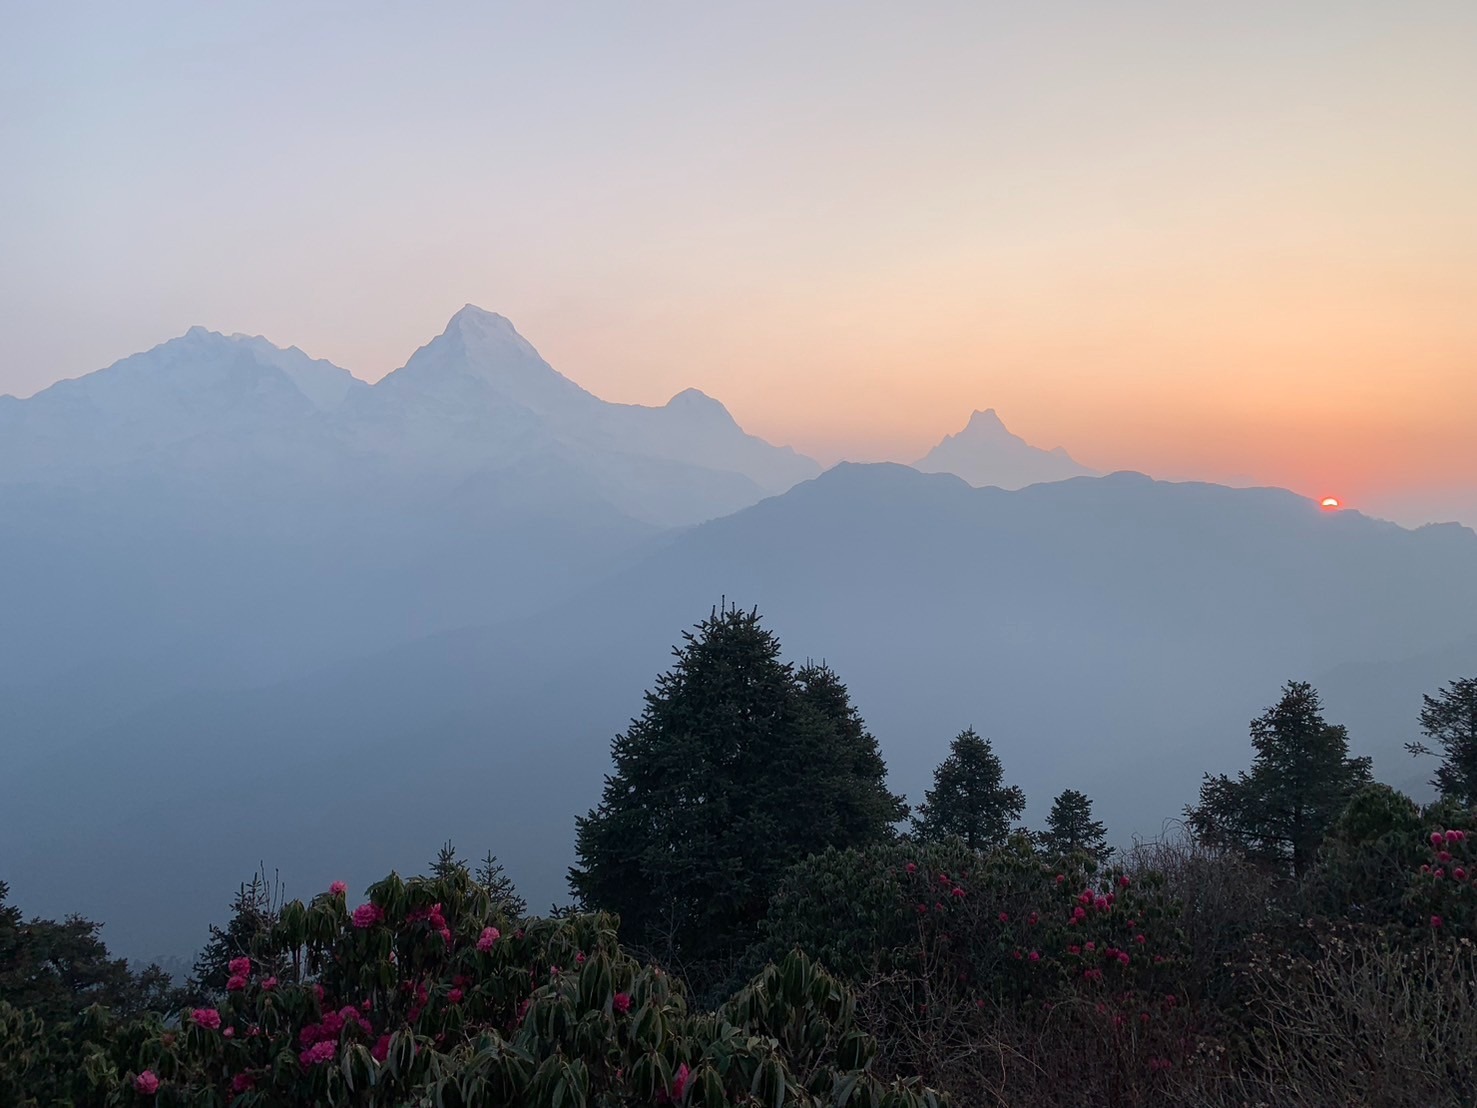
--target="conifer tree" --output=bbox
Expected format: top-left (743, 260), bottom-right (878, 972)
top-left (1405, 676), bottom-right (1477, 806)
top-left (911, 728), bottom-right (1025, 850)
top-left (191, 871), bottom-right (280, 995)
top-left (1039, 788), bottom-right (1111, 862)
top-left (475, 851), bottom-right (527, 917)
top-left (429, 840), bottom-right (466, 881)
top-left (569, 605), bottom-right (906, 984)
top-left (1186, 680), bottom-right (1373, 877)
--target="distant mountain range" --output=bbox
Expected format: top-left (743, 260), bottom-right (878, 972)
top-left (2, 310), bottom-right (1475, 961)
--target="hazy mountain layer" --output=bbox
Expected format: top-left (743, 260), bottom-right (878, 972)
top-left (5, 464), bottom-right (1473, 959)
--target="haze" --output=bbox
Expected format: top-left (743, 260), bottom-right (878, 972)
top-left (4, 1), bottom-right (1476, 526)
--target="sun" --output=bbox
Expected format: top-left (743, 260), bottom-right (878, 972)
top-left (1320, 497), bottom-right (1340, 510)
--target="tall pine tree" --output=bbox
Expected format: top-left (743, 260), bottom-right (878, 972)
top-left (1405, 676), bottom-right (1477, 806)
top-left (1039, 788), bottom-right (1111, 862)
top-left (569, 606), bottom-right (905, 985)
top-left (1186, 680), bottom-right (1372, 877)
top-left (911, 728), bottom-right (1025, 850)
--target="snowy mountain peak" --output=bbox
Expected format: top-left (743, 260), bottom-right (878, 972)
top-left (965, 407), bottom-right (1009, 434)
top-left (915, 409), bottom-right (1095, 490)
top-left (664, 387), bottom-right (737, 425)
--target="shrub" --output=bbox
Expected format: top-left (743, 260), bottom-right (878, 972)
top-left (0, 866), bottom-right (945, 1107)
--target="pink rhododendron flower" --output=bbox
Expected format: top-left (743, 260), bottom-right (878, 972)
top-left (1447, 829), bottom-right (1464, 843)
top-left (938, 873), bottom-right (951, 885)
top-left (261, 976), bottom-right (277, 991)
top-left (1432, 831), bottom-right (1445, 848)
top-left (1135, 934), bottom-right (1146, 944)
top-left (1012, 949), bottom-right (1023, 960)
top-left (1027, 912), bottom-right (1039, 926)
top-left (1457, 868), bottom-right (1469, 881)
top-left (1432, 915), bottom-right (1444, 928)
top-left (134, 1070), bottom-right (160, 1095)
top-left (1085, 941), bottom-right (1096, 952)
top-left (191, 1008), bottom-right (222, 1030)
top-left (330, 880), bottom-right (348, 897)
top-left (226, 974), bottom-right (248, 992)
top-left (228, 956), bottom-right (251, 977)
top-left (1119, 875), bottom-right (1131, 888)
top-left (352, 903), bottom-right (384, 929)
top-left (1068, 945), bottom-right (1081, 955)
top-left (1055, 873), bottom-right (1066, 884)
top-left (1073, 907), bottom-right (1086, 921)
top-left (905, 862), bottom-right (917, 873)
top-left (1028, 950), bottom-right (1041, 963)
top-left (613, 992), bottom-right (632, 1013)
top-left (372, 1035), bottom-right (392, 1063)
top-left (1439, 851), bottom-right (1453, 863)
top-left (448, 988), bottom-right (463, 1003)
top-left (998, 911), bottom-right (1009, 922)
top-left (300, 1041), bottom-right (336, 1067)
top-left (222, 1026), bottom-right (235, 1039)
top-left (231, 1073), bottom-right (256, 1094)
top-left (671, 1062), bottom-right (692, 1098)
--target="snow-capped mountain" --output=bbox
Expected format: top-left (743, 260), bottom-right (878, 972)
top-left (0, 307), bottom-right (820, 688)
top-left (914, 408), bottom-right (1095, 489)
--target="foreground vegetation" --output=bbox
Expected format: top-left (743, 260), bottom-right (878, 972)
top-left (4, 607), bottom-right (1476, 1106)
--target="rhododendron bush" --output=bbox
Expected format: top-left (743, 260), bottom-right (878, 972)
top-left (1, 868), bottom-right (943, 1108)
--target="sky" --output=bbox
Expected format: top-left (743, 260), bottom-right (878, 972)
top-left (2, 1), bottom-right (1475, 524)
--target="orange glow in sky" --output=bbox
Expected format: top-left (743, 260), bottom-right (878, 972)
top-left (2, 4), bottom-right (1475, 527)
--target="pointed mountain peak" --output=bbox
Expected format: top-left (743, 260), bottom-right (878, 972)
top-left (446, 303), bottom-right (518, 333)
top-left (915, 408), bottom-right (1095, 490)
top-left (965, 407), bottom-right (1009, 433)
top-left (380, 305), bottom-right (597, 415)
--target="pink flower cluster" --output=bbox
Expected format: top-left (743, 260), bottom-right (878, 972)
top-left (614, 992), bottom-right (632, 1013)
top-left (352, 903), bottom-right (385, 929)
top-left (190, 1008), bottom-right (222, 1030)
top-left (329, 880), bottom-right (348, 897)
top-left (407, 902), bottom-right (453, 945)
top-left (300, 1040), bottom-right (336, 1068)
top-left (477, 926), bottom-right (500, 951)
top-left (226, 955), bottom-right (252, 992)
top-left (133, 1070), bottom-right (160, 1094)
top-left (299, 1004), bottom-right (373, 1052)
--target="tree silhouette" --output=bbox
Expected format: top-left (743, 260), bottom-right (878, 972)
top-left (1406, 676), bottom-right (1477, 806)
top-left (911, 728), bottom-right (1025, 850)
top-left (1187, 681), bottom-right (1372, 877)
top-left (1039, 788), bottom-right (1111, 862)
top-left (569, 604), bottom-right (906, 986)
